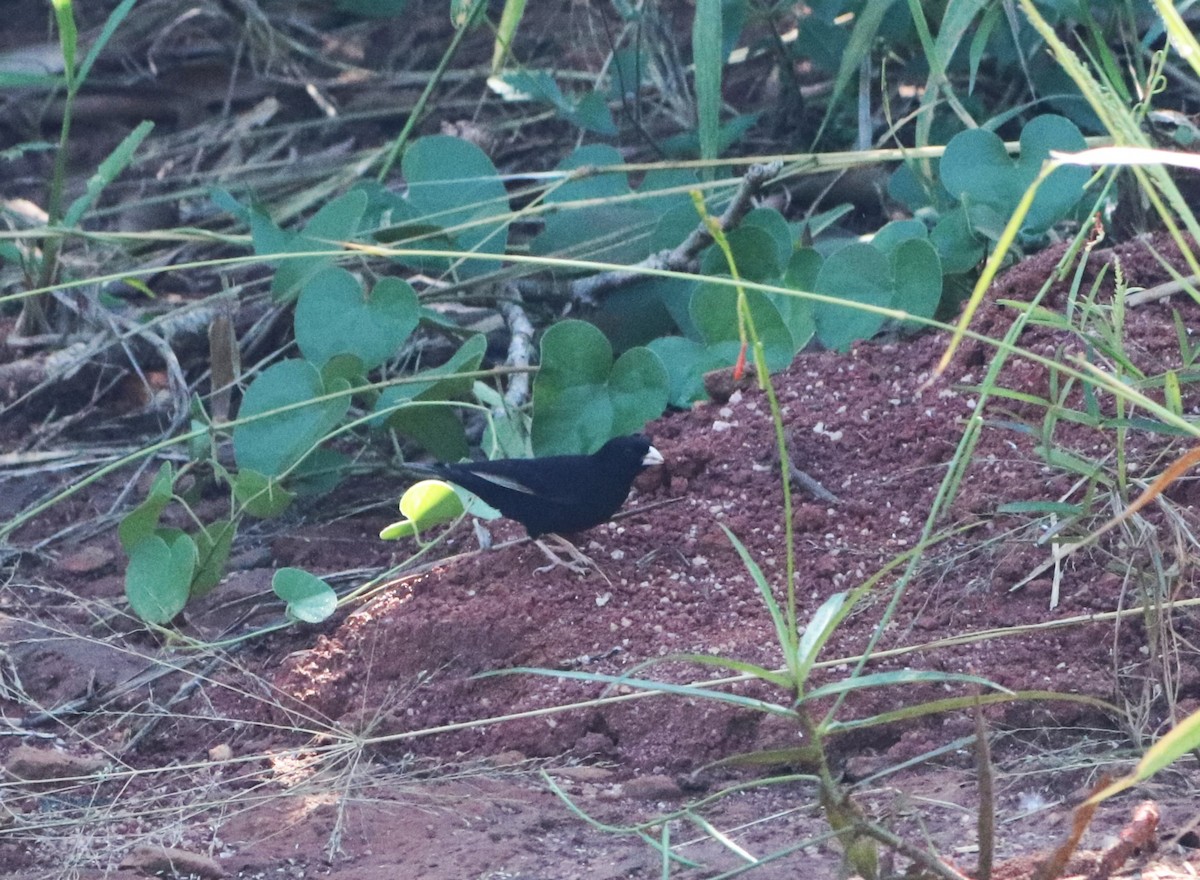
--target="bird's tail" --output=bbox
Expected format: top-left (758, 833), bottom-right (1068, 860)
top-left (394, 462), bottom-right (447, 481)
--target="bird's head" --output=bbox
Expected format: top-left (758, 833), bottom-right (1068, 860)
top-left (596, 434), bottom-right (664, 471)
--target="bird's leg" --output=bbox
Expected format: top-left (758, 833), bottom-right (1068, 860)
top-left (533, 533), bottom-right (607, 580)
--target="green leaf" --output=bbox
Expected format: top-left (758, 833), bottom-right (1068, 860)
top-left (652, 202), bottom-right (705, 252)
top-left (641, 275), bottom-right (703, 342)
top-left (389, 405), bottom-right (469, 461)
top-left (940, 114), bottom-right (1089, 237)
top-left (811, 0), bottom-right (893, 147)
top-left (289, 447), bottom-right (351, 497)
top-left (772, 249), bottom-right (819, 349)
top-left (530, 154), bottom-right (697, 266)
top-left (490, 0), bottom-right (524, 70)
top-left (638, 168), bottom-right (700, 216)
top-left (377, 334), bottom-right (487, 418)
top-left (810, 243), bottom-right (892, 351)
top-left (589, 277), bottom-right (681, 350)
top-left (801, 669), bottom-right (1010, 703)
top-left (666, 651), bottom-right (793, 691)
top-left (334, 0), bottom-right (408, 16)
top-left (871, 219), bottom-right (928, 255)
top-left (320, 354), bottom-right (368, 391)
top-left (795, 592), bottom-right (847, 681)
top-left (531, 145), bottom-right (649, 265)
top-left (51, 0), bottom-right (78, 86)
top-left (191, 519), bottom-right (236, 598)
top-left (967, 4), bottom-right (1002, 94)
top-left (295, 268), bottom-right (419, 369)
top-left (570, 90), bottom-right (618, 136)
top-left (233, 359), bottom-right (350, 477)
top-left (77, 0), bottom-right (138, 85)
top-left (117, 462), bottom-right (174, 553)
top-left (610, 347), bottom-right (672, 430)
top-left (253, 190), bottom-right (368, 303)
top-left (63, 120), bottom-right (154, 227)
top-left (891, 238), bottom-right (943, 329)
top-left (125, 533), bottom-right (196, 625)
top-left (721, 524), bottom-right (792, 664)
top-left (374, 335), bottom-right (487, 456)
top-left (790, 13), bottom-right (848, 73)
top-left (498, 70), bottom-right (616, 135)
top-left (532, 320), bottom-right (668, 455)
top-left (645, 336), bottom-right (727, 407)
top-left (380, 479), bottom-right (466, 540)
top-left (648, 273), bottom-right (808, 406)
top-left (233, 469), bottom-right (295, 518)
top-left (930, 206), bottom-right (986, 274)
top-left (660, 113), bottom-right (758, 159)
top-left (741, 207), bottom-right (793, 271)
top-left (491, 666), bottom-right (793, 717)
top-left (474, 381), bottom-right (531, 459)
top-left (700, 225), bottom-right (782, 282)
top-left (693, 0), bottom-right (723, 170)
top-left (995, 500), bottom-right (1084, 515)
top-left (272, 568), bottom-right (337, 623)
top-left (690, 281), bottom-right (797, 370)
top-left (400, 135), bottom-right (509, 279)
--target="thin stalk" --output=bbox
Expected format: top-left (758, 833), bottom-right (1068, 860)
top-left (376, 4), bottom-right (484, 181)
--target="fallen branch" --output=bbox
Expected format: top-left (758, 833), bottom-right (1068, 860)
top-left (513, 160), bottom-right (785, 307)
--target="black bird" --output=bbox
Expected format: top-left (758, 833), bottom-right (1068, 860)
top-left (407, 434), bottom-right (663, 539)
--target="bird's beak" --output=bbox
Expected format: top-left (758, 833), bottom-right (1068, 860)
top-left (642, 445), bottom-right (664, 467)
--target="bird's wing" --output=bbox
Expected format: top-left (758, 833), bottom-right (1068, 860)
top-left (457, 457), bottom-right (596, 505)
top-left (460, 470), bottom-right (539, 495)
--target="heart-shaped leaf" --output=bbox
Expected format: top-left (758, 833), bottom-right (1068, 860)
top-left (810, 244), bottom-right (892, 351)
top-left (890, 238), bottom-right (943, 331)
top-left (295, 269), bottom-right (418, 369)
top-left (233, 359), bottom-right (351, 477)
top-left (250, 190), bottom-right (368, 303)
top-left (232, 469), bottom-right (295, 518)
top-left (532, 320), bottom-right (669, 455)
top-left (125, 533), bottom-right (197, 625)
top-left (272, 568), bottom-right (337, 623)
top-left (699, 225), bottom-right (783, 282)
top-left (649, 268), bottom-right (814, 407)
top-left (380, 479), bottom-right (467, 540)
top-left (645, 335), bottom-right (728, 407)
top-left (690, 281), bottom-right (798, 371)
top-left (191, 519), bottom-right (236, 598)
top-left (940, 114), bottom-right (1089, 236)
top-left (804, 235), bottom-right (943, 350)
top-left (772, 248), bottom-right (819, 349)
top-left (118, 462), bottom-right (175, 553)
top-left (391, 406), bottom-right (470, 462)
top-left (397, 135), bottom-right (510, 279)
top-left (930, 206), bottom-right (986, 274)
top-left (374, 334), bottom-right (487, 458)
top-left (533, 147), bottom-right (696, 266)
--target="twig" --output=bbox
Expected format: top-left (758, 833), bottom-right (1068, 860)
top-left (520, 160), bottom-right (785, 307)
top-left (784, 435), bottom-right (839, 502)
top-left (0, 291), bottom-right (241, 420)
top-left (854, 819), bottom-right (972, 880)
top-left (974, 697), bottom-right (995, 880)
top-left (789, 462), bottom-right (839, 503)
top-left (1125, 274), bottom-right (1200, 306)
top-left (1090, 801), bottom-right (1158, 880)
top-left (497, 284), bottom-right (535, 411)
